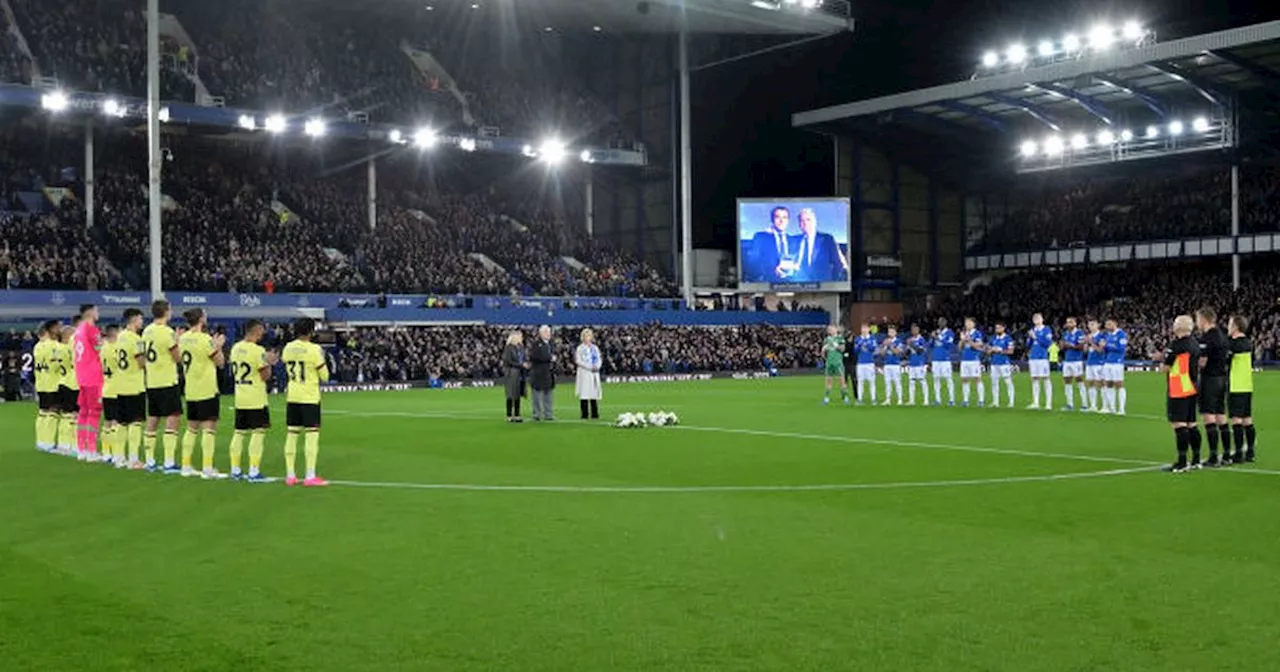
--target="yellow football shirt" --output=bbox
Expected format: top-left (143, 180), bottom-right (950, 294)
top-left (142, 323), bottom-right (178, 389)
top-left (113, 330), bottom-right (146, 396)
top-left (57, 341), bottom-right (78, 391)
top-left (230, 340), bottom-right (270, 410)
top-left (179, 330), bottom-right (219, 402)
top-left (101, 340), bottom-right (118, 399)
top-left (282, 339), bottom-right (328, 405)
top-left (34, 339), bottom-right (59, 393)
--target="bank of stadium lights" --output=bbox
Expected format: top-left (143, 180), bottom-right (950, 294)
top-left (413, 127), bottom-right (438, 149)
top-left (237, 114), bottom-right (256, 131)
top-left (40, 90), bottom-right (69, 112)
top-left (303, 118), bottom-right (327, 138)
top-left (538, 138), bottom-right (567, 165)
top-left (101, 98), bottom-right (125, 118)
top-left (978, 19), bottom-right (1152, 72)
top-left (158, 106), bottom-right (171, 123)
top-left (1019, 115), bottom-right (1221, 161)
top-left (458, 137), bottom-right (477, 152)
top-left (759, 0), bottom-right (823, 11)
top-left (263, 114), bottom-right (286, 134)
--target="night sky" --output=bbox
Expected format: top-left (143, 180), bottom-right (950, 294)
top-left (691, 0), bottom-right (1280, 249)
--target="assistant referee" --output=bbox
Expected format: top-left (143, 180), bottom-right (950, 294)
top-left (1194, 308), bottom-right (1231, 467)
top-left (1159, 315), bottom-right (1201, 473)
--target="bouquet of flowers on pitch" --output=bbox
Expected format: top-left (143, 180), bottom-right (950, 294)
top-left (614, 411), bottom-right (680, 428)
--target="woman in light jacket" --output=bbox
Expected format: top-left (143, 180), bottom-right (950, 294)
top-left (575, 328), bottom-right (603, 419)
top-left (502, 331), bottom-right (529, 423)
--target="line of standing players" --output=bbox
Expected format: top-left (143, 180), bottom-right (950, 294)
top-left (31, 301), bottom-right (334, 486)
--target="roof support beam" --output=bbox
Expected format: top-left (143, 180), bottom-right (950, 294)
top-left (1092, 75), bottom-right (1167, 117)
top-left (934, 101), bottom-right (1007, 133)
top-left (985, 92), bottom-right (1062, 131)
top-left (1032, 83), bottom-right (1114, 125)
top-left (1208, 49), bottom-right (1280, 83)
top-left (1148, 62), bottom-right (1226, 107)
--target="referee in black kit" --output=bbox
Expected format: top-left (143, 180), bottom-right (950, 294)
top-left (1158, 315), bottom-right (1201, 473)
top-left (1195, 308), bottom-right (1232, 467)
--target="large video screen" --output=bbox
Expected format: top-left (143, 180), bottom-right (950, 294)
top-left (737, 198), bottom-right (851, 291)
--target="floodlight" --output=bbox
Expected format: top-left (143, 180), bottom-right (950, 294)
top-left (40, 90), bottom-right (69, 112)
top-left (1044, 136), bottom-right (1065, 156)
top-left (1145, 125), bottom-right (1159, 139)
top-left (303, 118), bottom-right (327, 137)
top-left (413, 127), bottom-right (438, 148)
top-left (1120, 129), bottom-right (1134, 142)
top-left (592, 25), bottom-right (602, 32)
top-left (459, 137), bottom-right (477, 152)
top-left (981, 51), bottom-right (999, 68)
top-left (1121, 20), bottom-right (1144, 41)
top-left (1062, 34), bottom-right (1082, 52)
top-left (101, 98), bottom-right (125, 117)
top-left (237, 114), bottom-right (256, 131)
top-left (1019, 140), bottom-right (1038, 158)
top-left (521, 144), bottom-right (536, 157)
top-left (1089, 24), bottom-right (1115, 50)
top-left (263, 115), bottom-right (286, 133)
top-left (1071, 133), bottom-right (1088, 150)
top-left (388, 129), bottom-right (403, 144)
top-left (538, 138), bottom-right (567, 164)
top-left (799, 0), bottom-right (821, 9)
top-left (1006, 44), bottom-right (1027, 65)
top-left (1097, 130), bottom-right (1115, 145)
top-left (580, 149), bottom-right (594, 163)
top-left (158, 106), bottom-right (171, 123)
top-left (1192, 116), bottom-right (1210, 132)
top-left (1037, 41), bottom-right (1055, 58)
top-left (470, 2), bottom-right (478, 8)
top-left (1168, 120), bottom-right (1185, 136)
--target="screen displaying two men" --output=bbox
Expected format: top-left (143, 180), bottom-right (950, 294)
top-left (738, 199), bottom-right (851, 289)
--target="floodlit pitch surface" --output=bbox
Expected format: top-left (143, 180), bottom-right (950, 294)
top-left (2, 373), bottom-right (1278, 671)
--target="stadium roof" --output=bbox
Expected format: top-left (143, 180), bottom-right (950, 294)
top-left (463, 0), bottom-right (852, 35)
top-left (791, 20), bottom-right (1280, 178)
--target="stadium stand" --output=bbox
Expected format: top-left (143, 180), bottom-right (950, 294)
top-left (971, 165), bottom-right (1280, 254)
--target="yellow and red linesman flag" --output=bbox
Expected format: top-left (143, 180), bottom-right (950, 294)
top-left (1169, 352), bottom-right (1196, 398)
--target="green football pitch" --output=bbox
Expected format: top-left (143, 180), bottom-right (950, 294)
top-left (2, 373), bottom-right (1277, 671)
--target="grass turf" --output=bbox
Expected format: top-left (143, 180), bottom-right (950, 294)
top-left (1, 373), bottom-right (1277, 671)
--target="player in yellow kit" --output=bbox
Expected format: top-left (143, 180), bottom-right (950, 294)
top-left (179, 308), bottom-right (227, 479)
top-left (32, 320), bottom-right (62, 452)
top-left (56, 319), bottom-right (81, 457)
top-left (229, 320), bottom-right (277, 482)
top-left (143, 300), bottom-right (183, 473)
top-left (114, 308), bottom-right (148, 469)
top-left (281, 317), bottom-right (329, 487)
top-left (99, 324), bottom-right (124, 467)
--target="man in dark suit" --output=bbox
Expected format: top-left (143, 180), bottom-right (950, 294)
top-left (745, 206), bottom-right (795, 282)
top-left (528, 325), bottom-right (557, 421)
top-left (792, 208), bottom-right (846, 282)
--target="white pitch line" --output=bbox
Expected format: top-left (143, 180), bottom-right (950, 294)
top-left (327, 465), bottom-right (1161, 494)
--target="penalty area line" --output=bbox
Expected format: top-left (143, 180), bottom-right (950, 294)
top-left (325, 465), bottom-right (1163, 494)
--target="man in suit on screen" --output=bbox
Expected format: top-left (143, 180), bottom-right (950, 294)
top-left (792, 208), bottom-right (844, 283)
top-left (745, 206), bottom-right (795, 282)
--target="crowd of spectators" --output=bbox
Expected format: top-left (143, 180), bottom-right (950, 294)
top-left (919, 261), bottom-right (1280, 361)
top-left (329, 324), bottom-right (825, 383)
top-left (973, 166), bottom-right (1280, 254)
top-left (1, 205), bottom-right (126, 291)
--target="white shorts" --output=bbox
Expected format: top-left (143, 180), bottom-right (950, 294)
top-left (990, 364), bottom-right (1013, 379)
top-left (908, 365), bottom-right (927, 381)
top-left (930, 361), bottom-right (953, 378)
top-left (1028, 359), bottom-right (1050, 378)
top-left (1061, 361), bottom-right (1084, 378)
top-left (1103, 363), bottom-right (1125, 383)
top-left (882, 364), bottom-right (902, 379)
top-left (856, 363), bottom-right (877, 380)
top-left (959, 361), bottom-right (982, 378)
top-left (1085, 365), bottom-right (1103, 382)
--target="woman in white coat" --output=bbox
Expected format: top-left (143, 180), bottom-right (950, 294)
top-left (575, 328), bottom-right (603, 420)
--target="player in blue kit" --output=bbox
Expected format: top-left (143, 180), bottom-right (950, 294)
top-left (1059, 317), bottom-right (1086, 411)
top-left (1026, 313), bottom-right (1054, 410)
top-left (1102, 318), bottom-right (1129, 415)
top-left (905, 324), bottom-right (930, 406)
top-left (1083, 318), bottom-right (1106, 412)
top-left (958, 318), bottom-right (985, 407)
top-left (987, 322), bottom-right (1015, 408)
top-left (853, 324), bottom-right (879, 405)
top-left (879, 326), bottom-right (905, 406)
top-left (930, 318), bottom-right (956, 406)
